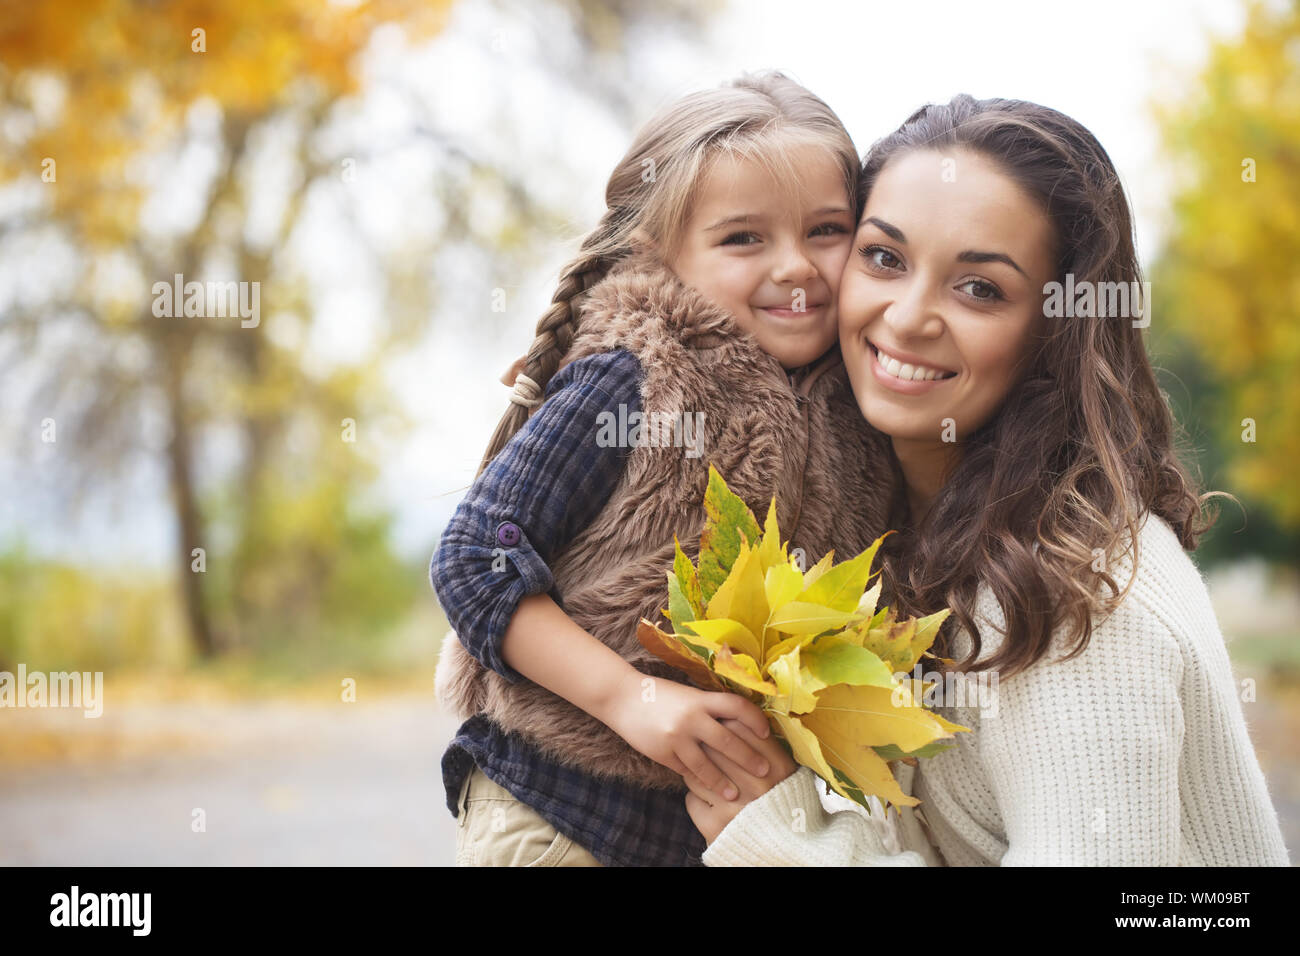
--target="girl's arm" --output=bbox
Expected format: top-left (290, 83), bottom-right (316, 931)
top-left (502, 593), bottom-right (775, 798)
top-left (432, 349), bottom-right (772, 797)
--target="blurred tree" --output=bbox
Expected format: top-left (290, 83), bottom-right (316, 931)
top-left (0, 0), bottom-right (717, 660)
top-left (1151, 0), bottom-right (1300, 554)
top-left (0, 0), bottom-right (451, 658)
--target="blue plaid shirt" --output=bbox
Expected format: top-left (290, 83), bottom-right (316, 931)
top-left (431, 347), bottom-right (706, 867)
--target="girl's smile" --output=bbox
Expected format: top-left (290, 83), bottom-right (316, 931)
top-left (758, 302), bottom-right (828, 319)
top-left (667, 142), bottom-right (856, 370)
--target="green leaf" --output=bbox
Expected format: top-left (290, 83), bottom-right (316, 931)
top-left (667, 571), bottom-right (694, 636)
top-left (673, 535), bottom-right (703, 618)
top-left (872, 741), bottom-right (957, 761)
top-left (829, 766), bottom-right (872, 812)
top-left (801, 636), bottom-right (896, 689)
top-left (796, 535), bottom-right (886, 613)
top-left (697, 464), bottom-right (762, 603)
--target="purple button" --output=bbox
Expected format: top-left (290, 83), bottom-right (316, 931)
top-left (496, 522), bottom-right (521, 547)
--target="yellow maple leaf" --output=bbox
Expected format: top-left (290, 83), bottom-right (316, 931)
top-left (636, 463), bottom-right (970, 812)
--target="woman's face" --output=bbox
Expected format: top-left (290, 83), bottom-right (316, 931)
top-left (838, 147), bottom-right (1057, 446)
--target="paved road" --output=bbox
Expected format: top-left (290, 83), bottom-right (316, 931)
top-left (2, 681), bottom-right (1296, 865)
top-left (0, 696), bottom-right (463, 866)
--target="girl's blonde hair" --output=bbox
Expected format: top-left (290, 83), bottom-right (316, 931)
top-left (475, 69), bottom-right (860, 477)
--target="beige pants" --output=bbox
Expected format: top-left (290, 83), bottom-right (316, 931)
top-left (454, 766), bottom-right (604, 867)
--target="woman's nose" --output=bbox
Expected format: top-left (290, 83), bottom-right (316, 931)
top-left (883, 279), bottom-right (943, 338)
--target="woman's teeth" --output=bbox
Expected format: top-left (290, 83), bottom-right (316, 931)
top-left (873, 346), bottom-right (955, 382)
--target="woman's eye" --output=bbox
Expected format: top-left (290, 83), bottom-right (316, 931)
top-left (859, 245), bottom-right (902, 270)
top-left (721, 231), bottom-right (760, 246)
top-left (958, 279), bottom-right (1003, 302)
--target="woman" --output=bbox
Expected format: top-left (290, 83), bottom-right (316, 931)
top-left (682, 95), bottom-right (1292, 866)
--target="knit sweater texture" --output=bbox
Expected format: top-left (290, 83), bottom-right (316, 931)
top-left (702, 511), bottom-right (1292, 866)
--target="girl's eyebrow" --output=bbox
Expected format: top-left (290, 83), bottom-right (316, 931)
top-left (707, 206), bottom-right (853, 232)
top-left (705, 213), bottom-right (760, 231)
top-left (863, 216), bottom-right (1028, 277)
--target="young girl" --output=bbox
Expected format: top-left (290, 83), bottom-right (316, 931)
top-left (431, 71), bottom-right (896, 866)
top-left (683, 95), bottom-right (1291, 866)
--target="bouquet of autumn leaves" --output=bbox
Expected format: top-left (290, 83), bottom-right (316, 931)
top-left (636, 465), bottom-right (970, 812)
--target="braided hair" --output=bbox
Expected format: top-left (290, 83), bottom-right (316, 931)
top-left (475, 69), bottom-right (861, 477)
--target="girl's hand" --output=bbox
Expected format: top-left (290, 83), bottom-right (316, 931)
top-left (602, 669), bottom-right (775, 802)
top-left (683, 717), bottom-right (798, 844)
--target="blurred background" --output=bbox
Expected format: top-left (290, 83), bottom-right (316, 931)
top-left (0, 0), bottom-right (1296, 865)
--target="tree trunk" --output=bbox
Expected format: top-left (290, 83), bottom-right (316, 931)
top-left (163, 343), bottom-right (216, 659)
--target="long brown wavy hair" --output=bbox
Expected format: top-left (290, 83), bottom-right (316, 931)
top-left (866, 95), bottom-right (1227, 679)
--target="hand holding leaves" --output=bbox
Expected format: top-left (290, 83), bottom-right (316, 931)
top-left (638, 464), bottom-right (971, 813)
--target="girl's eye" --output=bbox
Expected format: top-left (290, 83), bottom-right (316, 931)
top-left (721, 231), bottom-right (760, 246)
top-left (958, 278), bottom-right (1004, 302)
top-left (809, 222), bottom-right (848, 238)
top-left (859, 244), bottom-right (902, 270)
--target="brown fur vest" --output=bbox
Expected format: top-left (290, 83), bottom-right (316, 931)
top-left (435, 250), bottom-right (896, 789)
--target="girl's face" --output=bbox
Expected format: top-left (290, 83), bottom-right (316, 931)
top-left (667, 144), bottom-right (856, 370)
top-left (839, 147), bottom-right (1057, 445)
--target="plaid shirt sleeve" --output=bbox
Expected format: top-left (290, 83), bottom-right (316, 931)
top-left (430, 348), bottom-right (642, 683)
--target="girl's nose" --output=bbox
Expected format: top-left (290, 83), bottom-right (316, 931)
top-left (772, 243), bottom-right (818, 285)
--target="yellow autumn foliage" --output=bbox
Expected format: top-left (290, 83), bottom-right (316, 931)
top-left (638, 464), bottom-right (970, 813)
top-left (0, 0), bottom-right (451, 244)
top-left (1152, 0), bottom-right (1300, 528)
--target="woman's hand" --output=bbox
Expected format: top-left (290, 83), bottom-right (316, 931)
top-left (601, 668), bottom-right (775, 801)
top-left (684, 717), bottom-right (799, 844)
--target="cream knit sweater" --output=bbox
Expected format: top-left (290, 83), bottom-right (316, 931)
top-left (702, 512), bottom-right (1292, 866)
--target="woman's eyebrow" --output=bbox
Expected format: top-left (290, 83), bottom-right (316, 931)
top-left (958, 250), bottom-right (1027, 277)
top-left (863, 216), bottom-right (905, 242)
top-left (865, 216), bottom-right (1029, 277)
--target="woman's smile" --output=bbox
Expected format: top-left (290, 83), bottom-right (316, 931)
top-left (839, 147), bottom-right (1055, 451)
top-left (869, 340), bottom-right (958, 392)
